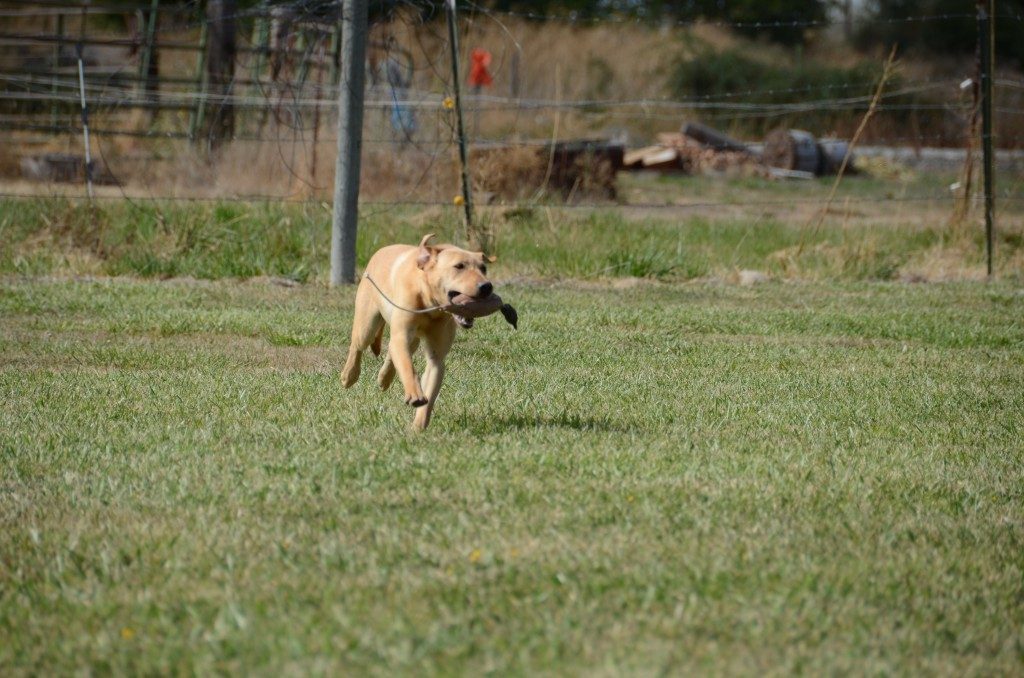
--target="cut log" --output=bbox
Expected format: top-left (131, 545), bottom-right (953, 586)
top-left (764, 128), bottom-right (820, 174)
top-left (818, 139), bottom-right (854, 174)
top-left (682, 122), bottom-right (749, 153)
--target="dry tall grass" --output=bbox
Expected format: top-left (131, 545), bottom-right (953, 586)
top-left (3, 10), bottom-right (1023, 208)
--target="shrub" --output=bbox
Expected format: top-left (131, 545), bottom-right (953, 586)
top-left (856, 0), bottom-right (1024, 70)
top-left (668, 48), bottom-right (941, 138)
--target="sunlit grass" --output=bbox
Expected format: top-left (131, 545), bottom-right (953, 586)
top-left (3, 175), bottom-right (1023, 284)
top-left (2, 277), bottom-right (1022, 674)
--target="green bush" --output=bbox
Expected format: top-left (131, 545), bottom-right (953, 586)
top-left (479, 0), bottom-right (829, 43)
top-left (673, 48), bottom-right (881, 105)
top-left (668, 48), bottom-right (936, 137)
top-left (856, 0), bottom-right (1024, 70)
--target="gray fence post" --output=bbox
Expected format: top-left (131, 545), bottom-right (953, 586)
top-left (331, 0), bottom-right (369, 286)
top-left (445, 0), bottom-right (476, 246)
top-left (977, 0), bottom-right (996, 278)
top-left (205, 0), bottom-right (236, 149)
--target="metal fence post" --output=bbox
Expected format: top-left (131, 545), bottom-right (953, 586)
top-left (75, 3), bottom-right (93, 202)
top-left (445, 0), bottom-right (475, 245)
top-left (331, 0), bottom-right (369, 286)
top-left (978, 0), bottom-right (996, 278)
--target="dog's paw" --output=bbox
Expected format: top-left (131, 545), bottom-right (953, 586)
top-left (340, 365), bottom-right (360, 388)
top-left (377, 362), bottom-right (396, 391)
top-left (404, 393), bottom-right (428, 407)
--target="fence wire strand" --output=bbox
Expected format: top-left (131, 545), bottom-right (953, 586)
top-left (1, 0), bottom-right (1021, 214)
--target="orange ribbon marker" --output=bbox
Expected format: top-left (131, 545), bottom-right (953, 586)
top-left (468, 48), bottom-right (493, 88)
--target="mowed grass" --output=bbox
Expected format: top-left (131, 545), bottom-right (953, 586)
top-left (2, 276), bottom-right (1023, 674)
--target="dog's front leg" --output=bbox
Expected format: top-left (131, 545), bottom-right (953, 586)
top-left (389, 321), bottom-right (427, 407)
top-left (413, 322), bottom-right (455, 430)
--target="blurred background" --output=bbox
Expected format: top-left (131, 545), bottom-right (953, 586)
top-left (2, 0), bottom-right (1023, 283)
top-left (2, 0), bottom-right (1023, 201)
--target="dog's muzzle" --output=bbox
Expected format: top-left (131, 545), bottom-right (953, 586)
top-left (443, 289), bottom-right (505, 329)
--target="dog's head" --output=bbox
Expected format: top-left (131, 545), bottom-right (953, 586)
top-left (417, 233), bottom-right (495, 326)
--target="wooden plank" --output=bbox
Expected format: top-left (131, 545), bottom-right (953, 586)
top-left (641, 147), bottom-right (678, 167)
top-left (656, 132), bottom-right (686, 147)
top-left (624, 145), bottom-right (662, 167)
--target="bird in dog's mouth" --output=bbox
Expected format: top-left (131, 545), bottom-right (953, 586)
top-left (444, 290), bottom-right (518, 330)
top-left (446, 288), bottom-right (477, 329)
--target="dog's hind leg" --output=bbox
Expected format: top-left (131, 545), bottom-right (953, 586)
top-left (377, 353), bottom-right (395, 390)
top-left (341, 281), bottom-right (384, 388)
top-left (370, 324), bottom-right (384, 357)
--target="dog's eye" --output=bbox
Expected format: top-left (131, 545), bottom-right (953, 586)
top-left (454, 263), bottom-right (465, 270)
top-left (480, 265), bottom-right (488, 274)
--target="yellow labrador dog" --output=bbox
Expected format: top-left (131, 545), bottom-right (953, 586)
top-left (341, 234), bottom-right (495, 430)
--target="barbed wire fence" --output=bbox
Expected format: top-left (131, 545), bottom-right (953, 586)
top-left (1, 0), bottom-right (1022, 267)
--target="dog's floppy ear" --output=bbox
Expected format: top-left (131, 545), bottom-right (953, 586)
top-left (483, 253), bottom-right (497, 264)
top-left (417, 233), bottom-right (436, 270)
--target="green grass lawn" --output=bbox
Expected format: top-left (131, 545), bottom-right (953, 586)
top-left (4, 175), bottom-right (1023, 284)
top-left (2, 276), bottom-right (1023, 674)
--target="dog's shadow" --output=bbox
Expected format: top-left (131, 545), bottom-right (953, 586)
top-left (451, 410), bottom-right (637, 435)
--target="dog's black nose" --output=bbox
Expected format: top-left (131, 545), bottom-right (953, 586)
top-left (477, 281), bottom-right (493, 297)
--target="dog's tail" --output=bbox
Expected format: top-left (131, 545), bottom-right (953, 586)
top-left (370, 323), bottom-right (384, 357)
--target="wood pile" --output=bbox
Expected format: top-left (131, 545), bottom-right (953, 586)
top-left (469, 125), bottom-right (853, 202)
top-left (623, 123), bottom-right (853, 179)
top-left (764, 128), bottom-right (852, 176)
top-left (623, 131), bottom-right (766, 177)
top-left (471, 139), bottom-right (623, 202)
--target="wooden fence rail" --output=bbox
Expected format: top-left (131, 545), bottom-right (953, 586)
top-left (0, 0), bottom-right (348, 148)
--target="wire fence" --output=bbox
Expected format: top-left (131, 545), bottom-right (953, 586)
top-left (1, 0), bottom-right (1023, 217)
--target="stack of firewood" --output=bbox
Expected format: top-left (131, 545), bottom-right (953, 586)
top-left (623, 132), bottom-right (766, 177)
top-left (623, 122), bottom-right (851, 179)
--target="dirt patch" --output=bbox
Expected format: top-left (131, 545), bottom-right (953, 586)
top-left (0, 323), bottom-right (342, 373)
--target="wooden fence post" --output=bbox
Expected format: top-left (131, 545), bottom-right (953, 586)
top-left (205, 0), bottom-right (236, 149)
top-left (188, 14), bottom-right (209, 142)
top-left (51, 13), bottom-right (64, 127)
top-left (137, 0), bottom-right (160, 107)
